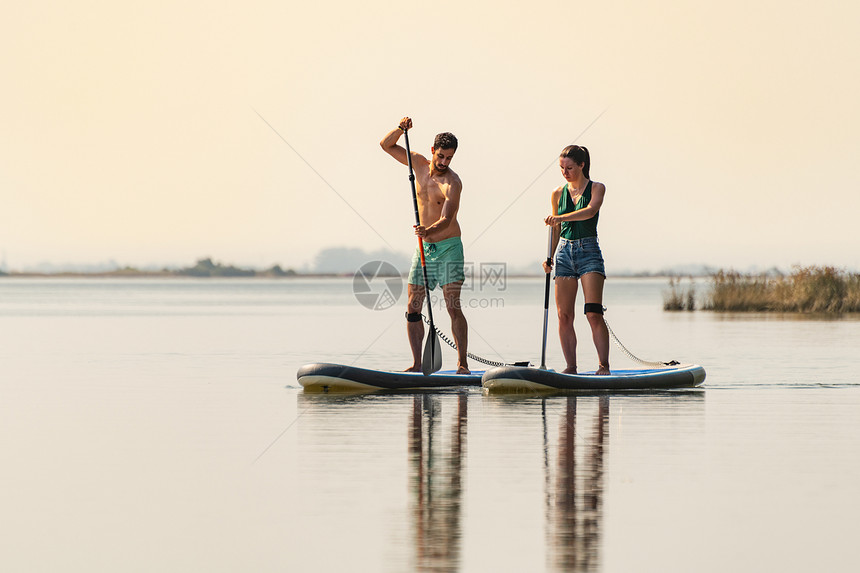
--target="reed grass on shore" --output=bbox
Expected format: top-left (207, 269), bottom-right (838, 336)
top-left (663, 276), bottom-right (697, 311)
top-left (703, 266), bottom-right (860, 313)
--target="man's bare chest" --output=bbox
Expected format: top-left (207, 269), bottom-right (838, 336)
top-left (416, 177), bottom-right (448, 207)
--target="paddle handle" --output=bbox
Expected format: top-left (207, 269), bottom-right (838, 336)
top-left (403, 129), bottom-right (421, 226)
top-left (544, 226), bottom-right (554, 306)
top-left (403, 128), bottom-right (432, 290)
top-left (540, 226), bottom-right (554, 369)
top-left (403, 129), bottom-right (431, 280)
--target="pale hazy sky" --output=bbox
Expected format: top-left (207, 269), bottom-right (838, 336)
top-left (3, 1), bottom-right (859, 272)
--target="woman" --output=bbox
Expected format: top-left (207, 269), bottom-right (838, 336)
top-left (543, 145), bottom-right (610, 375)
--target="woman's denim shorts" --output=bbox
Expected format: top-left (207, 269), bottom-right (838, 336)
top-left (555, 236), bottom-right (606, 279)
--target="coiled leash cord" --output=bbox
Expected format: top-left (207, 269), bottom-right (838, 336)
top-left (421, 314), bottom-right (677, 369)
top-left (421, 314), bottom-right (529, 368)
top-left (603, 316), bottom-right (679, 368)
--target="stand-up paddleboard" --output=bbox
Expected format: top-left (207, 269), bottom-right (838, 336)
top-left (482, 364), bottom-right (705, 392)
top-left (298, 363), bottom-right (483, 392)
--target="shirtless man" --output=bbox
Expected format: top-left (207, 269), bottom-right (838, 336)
top-left (380, 117), bottom-right (470, 374)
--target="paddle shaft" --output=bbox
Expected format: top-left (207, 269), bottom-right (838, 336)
top-left (540, 226), bottom-right (554, 369)
top-left (402, 128), bottom-right (439, 369)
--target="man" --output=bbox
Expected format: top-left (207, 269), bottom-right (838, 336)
top-left (380, 117), bottom-right (469, 374)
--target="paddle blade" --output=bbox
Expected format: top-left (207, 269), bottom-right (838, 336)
top-left (422, 331), bottom-right (443, 375)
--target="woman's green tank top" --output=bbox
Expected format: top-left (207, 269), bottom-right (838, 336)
top-left (558, 180), bottom-right (599, 240)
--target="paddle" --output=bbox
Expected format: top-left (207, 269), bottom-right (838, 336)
top-left (402, 126), bottom-right (443, 375)
top-left (540, 226), bottom-right (554, 370)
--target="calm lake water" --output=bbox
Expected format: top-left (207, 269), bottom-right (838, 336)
top-left (1, 277), bottom-right (859, 572)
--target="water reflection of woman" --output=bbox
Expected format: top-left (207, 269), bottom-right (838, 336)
top-left (550, 396), bottom-right (609, 570)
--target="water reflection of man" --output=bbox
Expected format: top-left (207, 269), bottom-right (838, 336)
top-left (409, 392), bottom-right (468, 571)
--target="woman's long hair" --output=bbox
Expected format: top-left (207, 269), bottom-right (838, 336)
top-left (559, 145), bottom-right (590, 179)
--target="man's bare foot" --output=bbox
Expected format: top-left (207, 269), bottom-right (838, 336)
top-left (562, 366), bottom-right (577, 375)
top-left (596, 364), bottom-right (610, 375)
top-left (456, 365), bottom-right (471, 375)
top-left (404, 365), bottom-right (422, 373)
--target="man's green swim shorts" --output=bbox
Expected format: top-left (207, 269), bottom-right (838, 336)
top-left (408, 236), bottom-right (466, 290)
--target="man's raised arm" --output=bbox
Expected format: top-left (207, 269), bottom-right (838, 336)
top-left (380, 116), bottom-right (419, 166)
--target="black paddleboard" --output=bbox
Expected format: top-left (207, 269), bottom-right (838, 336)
top-left (297, 362), bottom-right (483, 391)
top-left (482, 364), bottom-right (706, 392)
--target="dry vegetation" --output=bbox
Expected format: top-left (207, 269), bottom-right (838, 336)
top-left (663, 276), bottom-right (697, 311)
top-left (702, 267), bottom-right (860, 313)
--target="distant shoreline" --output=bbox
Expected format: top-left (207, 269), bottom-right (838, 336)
top-left (0, 256), bottom-right (712, 279)
top-left (0, 272), bottom-right (687, 279)
top-left (10, 254), bottom-right (851, 280)
top-left (0, 269), bottom-right (702, 280)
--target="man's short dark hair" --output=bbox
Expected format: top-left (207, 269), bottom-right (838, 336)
top-left (434, 132), bottom-right (458, 151)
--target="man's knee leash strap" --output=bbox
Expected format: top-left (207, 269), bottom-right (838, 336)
top-left (406, 312), bottom-right (422, 323)
top-left (584, 303), bottom-right (605, 315)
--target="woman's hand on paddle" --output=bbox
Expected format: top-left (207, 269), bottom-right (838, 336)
top-left (545, 214), bottom-right (561, 226)
top-left (542, 260), bottom-right (553, 274)
top-left (399, 117), bottom-right (412, 131)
